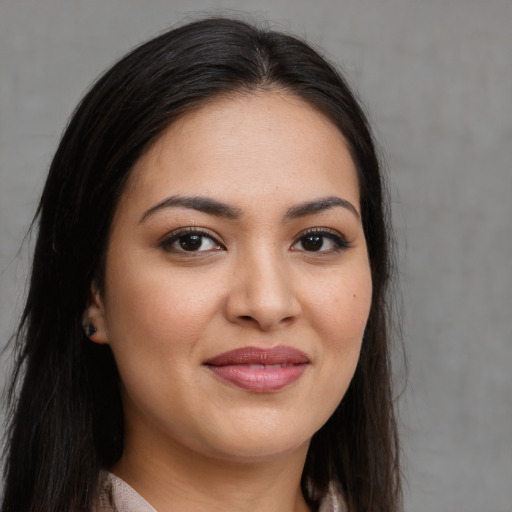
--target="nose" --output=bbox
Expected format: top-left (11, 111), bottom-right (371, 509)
top-left (224, 248), bottom-right (301, 331)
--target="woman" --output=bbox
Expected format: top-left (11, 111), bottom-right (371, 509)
top-left (2, 17), bottom-right (401, 512)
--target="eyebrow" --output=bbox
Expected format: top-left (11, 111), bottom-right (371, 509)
top-left (139, 194), bottom-right (359, 223)
top-left (139, 195), bottom-right (242, 223)
top-left (284, 196), bottom-right (360, 221)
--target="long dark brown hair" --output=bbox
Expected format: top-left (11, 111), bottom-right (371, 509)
top-left (2, 17), bottom-right (401, 512)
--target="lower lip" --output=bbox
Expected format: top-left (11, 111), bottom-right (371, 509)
top-left (206, 364), bottom-right (308, 393)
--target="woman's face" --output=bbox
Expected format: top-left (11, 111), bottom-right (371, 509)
top-left (88, 91), bottom-right (372, 464)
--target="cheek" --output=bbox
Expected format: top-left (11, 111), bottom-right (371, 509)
top-left (102, 263), bottom-right (225, 416)
top-left (305, 264), bottom-right (372, 395)
top-left (102, 257), bottom-right (224, 356)
top-left (309, 266), bottom-right (372, 344)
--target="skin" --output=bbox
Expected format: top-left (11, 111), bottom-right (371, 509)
top-left (86, 91), bottom-right (372, 512)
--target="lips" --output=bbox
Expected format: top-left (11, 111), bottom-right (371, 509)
top-left (203, 346), bottom-right (309, 393)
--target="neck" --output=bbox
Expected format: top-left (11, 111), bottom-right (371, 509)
top-left (111, 433), bottom-right (311, 512)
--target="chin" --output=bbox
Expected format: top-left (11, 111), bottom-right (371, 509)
top-left (203, 434), bottom-right (312, 464)
top-left (190, 411), bottom-right (322, 464)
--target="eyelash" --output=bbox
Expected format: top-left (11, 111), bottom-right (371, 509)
top-left (159, 228), bottom-right (224, 254)
top-left (158, 227), bottom-right (350, 254)
top-left (291, 228), bottom-right (350, 253)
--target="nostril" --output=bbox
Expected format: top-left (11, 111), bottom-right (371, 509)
top-left (240, 315), bottom-right (253, 321)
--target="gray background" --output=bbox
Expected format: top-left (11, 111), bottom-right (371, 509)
top-left (1, 1), bottom-right (511, 510)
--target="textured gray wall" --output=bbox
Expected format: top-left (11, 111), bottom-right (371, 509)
top-left (1, 1), bottom-right (511, 510)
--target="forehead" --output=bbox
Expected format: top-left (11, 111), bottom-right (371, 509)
top-left (121, 91), bottom-right (360, 215)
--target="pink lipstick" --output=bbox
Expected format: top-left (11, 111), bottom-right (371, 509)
top-left (204, 346), bottom-right (309, 393)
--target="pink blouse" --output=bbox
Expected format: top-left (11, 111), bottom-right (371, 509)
top-left (94, 472), bottom-right (346, 512)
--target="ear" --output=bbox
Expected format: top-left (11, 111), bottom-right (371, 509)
top-left (83, 281), bottom-right (109, 344)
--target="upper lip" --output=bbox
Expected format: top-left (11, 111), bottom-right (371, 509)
top-left (204, 346), bottom-right (309, 366)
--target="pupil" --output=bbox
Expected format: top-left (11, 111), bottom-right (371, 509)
top-left (180, 234), bottom-right (202, 251)
top-left (303, 235), bottom-right (322, 251)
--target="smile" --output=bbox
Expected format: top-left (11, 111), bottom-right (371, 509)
top-left (203, 346), bottom-right (310, 393)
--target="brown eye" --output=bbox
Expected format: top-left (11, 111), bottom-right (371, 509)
top-left (179, 234), bottom-right (203, 251)
top-left (301, 234), bottom-right (323, 251)
top-left (160, 230), bottom-right (223, 253)
top-left (291, 229), bottom-right (350, 253)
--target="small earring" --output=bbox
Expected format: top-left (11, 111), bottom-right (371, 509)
top-left (84, 321), bottom-right (97, 337)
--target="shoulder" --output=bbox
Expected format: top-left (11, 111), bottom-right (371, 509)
top-left (94, 472), bottom-right (345, 512)
top-left (93, 472), bottom-right (157, 512)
